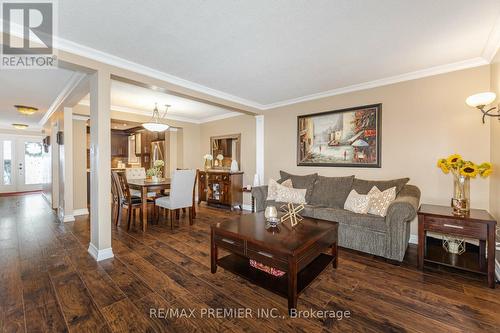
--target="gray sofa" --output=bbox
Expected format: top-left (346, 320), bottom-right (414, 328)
top-left (251, 171), bottom-right (421, 262)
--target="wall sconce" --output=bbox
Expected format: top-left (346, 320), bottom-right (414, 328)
top-left (466, 92), bottom-right (498, 123)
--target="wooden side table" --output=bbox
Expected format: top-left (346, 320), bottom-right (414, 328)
top-left (417, 204), bottom-right (497, 288)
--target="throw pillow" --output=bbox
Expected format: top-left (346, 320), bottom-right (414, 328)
top-left (275, 184), bottom-right (307, 204)
top-left (267, 179), bottom-right (292, 201)
top-left (344, 189), bottom-right (371, 214)
top-left (367, 186), bottom-right (396, 217)
top-left (309, 175), bottom-right (355, 208)
top-left (352, 177), bottom-right (409, 195)
top-left (279, 171), bottom-right (318, 202)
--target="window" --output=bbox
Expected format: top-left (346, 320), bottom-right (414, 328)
top-left (3, 141), bottom-right (12, 185)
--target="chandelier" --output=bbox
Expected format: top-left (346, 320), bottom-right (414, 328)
top-left (142, 103), bottom-right (171, 132)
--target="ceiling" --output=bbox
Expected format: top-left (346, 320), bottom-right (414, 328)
top-left (0, 69), bottom-right (75, 130)
top-left (58, 0), bottom-right (500, 107)
top-left (78, 80), bottom-right (241, 124)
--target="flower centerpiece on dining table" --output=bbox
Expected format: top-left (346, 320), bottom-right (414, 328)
top-left (437, 154), bottom-right (492, 215)
top-left (146, 159), bottom-right (164, 182)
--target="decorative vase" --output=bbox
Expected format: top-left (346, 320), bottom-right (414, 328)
top-left (152, 175), bottom-right (159, 182)
top-left (204, 159), bottom-right (212, 170)
top-left (451, 175), bottom-right (470, 216)
top-left (230, 159), bottom-right (239, 172)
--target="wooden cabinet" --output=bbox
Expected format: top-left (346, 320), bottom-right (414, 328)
top-left (198, 170), bottom-right (243, 211)
top-left (111, 130), bottom-right (128, 157)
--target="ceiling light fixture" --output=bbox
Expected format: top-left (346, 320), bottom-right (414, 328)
top-left (142, 103), bottom-right (171, 132)
top-left (466, 92), bottom-right (498, 123)
top-left (12, 123), bottom-right (29, 130)
top-left (14, 105), bottom-right (38, 115)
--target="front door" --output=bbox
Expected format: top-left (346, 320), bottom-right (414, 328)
top-left (0, 137), bottom-right (44, 193)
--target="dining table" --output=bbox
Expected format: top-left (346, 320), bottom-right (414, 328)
top-left (127, 178), bottom-right (171, 232)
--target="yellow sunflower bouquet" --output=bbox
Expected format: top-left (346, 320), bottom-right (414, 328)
top-left (437, 154), bottom-right (492, 178)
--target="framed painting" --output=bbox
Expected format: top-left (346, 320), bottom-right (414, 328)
top-left (297, 104), bottom-right (382, 168)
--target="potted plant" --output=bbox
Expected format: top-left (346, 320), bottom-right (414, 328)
top-left (437, 154), bottom-right (492, 215)
top-left (147, 159), bottom-right (164, 182)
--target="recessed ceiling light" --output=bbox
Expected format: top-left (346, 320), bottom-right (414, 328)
top-left (12, 123), bottom-right (28, 129)
top-left (14, 105), bottom-right (38, 115)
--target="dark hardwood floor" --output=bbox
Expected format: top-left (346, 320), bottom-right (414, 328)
top-left (0, 193), bottom-right (499, 332)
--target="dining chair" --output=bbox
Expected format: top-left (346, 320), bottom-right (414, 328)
top-left (111, 173), bottom-right (120, 226)
top-left (125, 167), bottom-right (159, 198)
top-left (176, 168), bottom-right (197, 220)
top-left (112, 170), bottom-right (154, 230)
top-left (155, 169), bottom-right (196, 229)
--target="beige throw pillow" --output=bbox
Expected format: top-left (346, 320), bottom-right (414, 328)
top-left (367, 186), bottom-right (396, 217)
top-left (275, 185), bottom-right (307, 204)
top-left (267, 178), bottom-right (292, 201)
top-left (344, 189), bottom-right (371, 214)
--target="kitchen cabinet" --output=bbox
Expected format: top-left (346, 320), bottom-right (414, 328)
top-left (111, 130), bottom-right (128, 157)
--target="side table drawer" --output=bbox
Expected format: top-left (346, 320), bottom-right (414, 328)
top-left (424, 216), bottom-right (487, 239)
top-left (214, 234), bottom-right (244, 255)
top-left (247, 243), bottom-right (288, 271)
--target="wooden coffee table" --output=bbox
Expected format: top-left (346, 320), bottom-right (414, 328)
top-left (210, 212), bottom-right (338, 312)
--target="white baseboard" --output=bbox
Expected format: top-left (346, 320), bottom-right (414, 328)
top-left (73, 208), bottom-right (89, 216)
top-left (63, 215), bottom-right (75, 222)
top-left (242, 204), bottom-right (252, 211)
top-left (409, 234), bottom-right (418, 244)
top-left (88, 243), bottom-right (114, 261)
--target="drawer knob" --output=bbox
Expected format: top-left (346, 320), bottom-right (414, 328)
top-left (257, 251), bottom-right (274, 258)
top-left (221, 238), bottom-right (235, 245)
top-left (443, 224), bottom-right (464, 229)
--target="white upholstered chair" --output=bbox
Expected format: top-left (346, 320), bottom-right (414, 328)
top-left (125, 167), bottom-right (157, 198)
top-left (155, 169), bottom-right (196, 229)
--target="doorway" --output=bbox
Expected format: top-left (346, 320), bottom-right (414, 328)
top-left (0, 136), bottom-right (44, 193)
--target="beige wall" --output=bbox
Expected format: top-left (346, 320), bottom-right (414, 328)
top-left (490, 50), bottom-right (500, 220)
top-left (263, 66), bottom-right (492, 236)
top-left (73, 119), bottom-right (88, 211)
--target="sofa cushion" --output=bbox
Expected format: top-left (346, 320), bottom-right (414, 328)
top-left (313, 207), bottom-right (387, 233)
top-left (309, 175), bottom-right (354, 208)
top-left (279, 171), bottom-right (318, 202)
top-left (352, 177), bottom-right (409, 194)
top-left (267, 179), bottom-right (292, 201)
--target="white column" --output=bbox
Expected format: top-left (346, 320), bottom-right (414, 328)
top-left (255, 115), bottom-right (264, 185)
top-left (88, 69), bottom-right (114, 261)
top-left (61, 107), bottom-right (74, 222)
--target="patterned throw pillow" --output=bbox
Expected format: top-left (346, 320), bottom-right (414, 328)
top-left (344, 189), bottom-right (371, 214)
top-left (367, 186), bottom-right (396, 217)
top-left (267, 178), bottom-right (292, 201)
top-left (275, 184), bottom-right (307, 204)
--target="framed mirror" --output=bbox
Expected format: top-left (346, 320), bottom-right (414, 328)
top-left (210, 134), bottom-right (241, 170)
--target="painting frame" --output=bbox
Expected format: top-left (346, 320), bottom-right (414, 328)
top-left (297, 103), bottom-right (382, 168)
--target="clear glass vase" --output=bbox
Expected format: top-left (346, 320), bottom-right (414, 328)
top-left (451, 174), bottom-right (470, 215)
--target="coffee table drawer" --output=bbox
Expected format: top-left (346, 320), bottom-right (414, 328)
top-left (247, 243), bottom-right (288, 270)
top-left (424, 216), bottom-right (487, 238)
top-left (214, 234), bottom-right (244, 255)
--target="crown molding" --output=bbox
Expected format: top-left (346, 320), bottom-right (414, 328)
top-left (482, 14), bottom-right (500, 62)
top-left (39, 72), bottom-right (86, 126)
top-left (261, 57), bottom-right (489, 110)
top-left (2, 24), bottom-right (497, 112)
top-left (77, 100), bottom-right (240, 124)
top-left (199, 112), bottom-right (242, 124)
top-left (72, 114), bottom-right (89, 121)
top-left (56, 37), bottom-right (265, 110)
